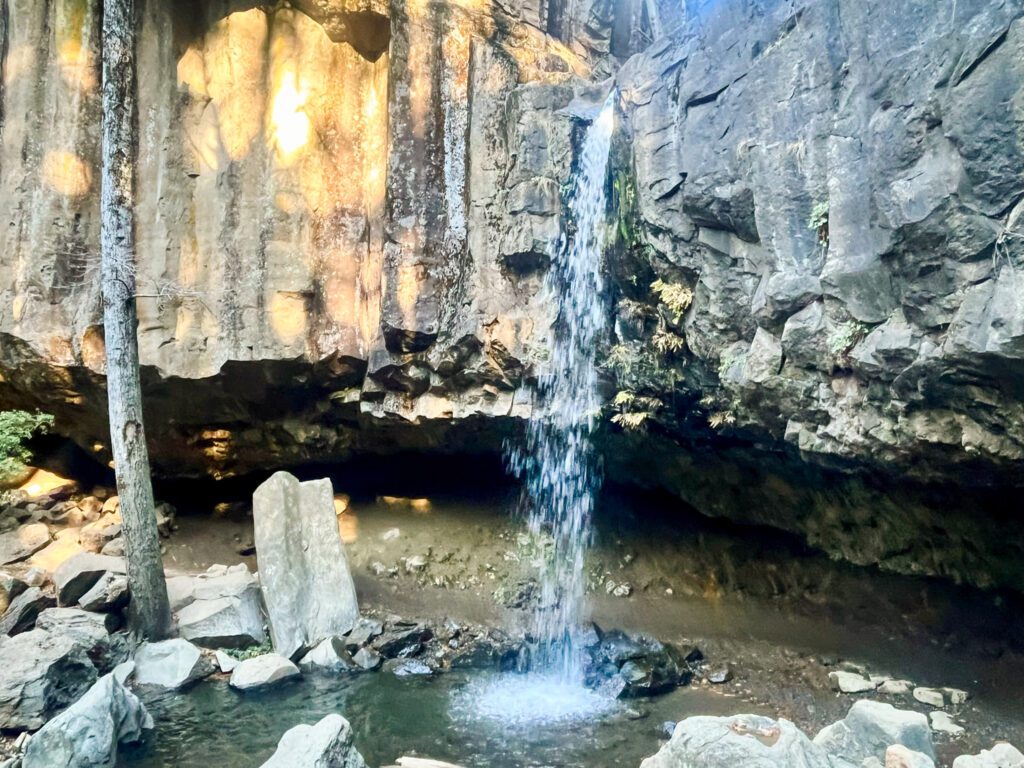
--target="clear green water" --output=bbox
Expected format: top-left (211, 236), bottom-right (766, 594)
top-left (117, 670), bottom-right (758, 768)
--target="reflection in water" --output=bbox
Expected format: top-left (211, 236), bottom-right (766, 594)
top-left (118, 672), bottom-right (746, 768)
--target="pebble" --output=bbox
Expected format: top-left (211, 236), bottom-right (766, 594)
top-left (930, 711), bottom-right (965, 737)
top-left (829, 670), bottom-right (878, 693)
top-left (914, 687), bottom-right (946, 708)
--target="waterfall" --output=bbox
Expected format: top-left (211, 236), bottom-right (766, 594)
top-left (509, 92), bottom-right (616, 684)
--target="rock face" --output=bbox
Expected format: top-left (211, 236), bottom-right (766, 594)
top-left (22, 674), bottom-right (152, 768)
top-left (253, 473), bottom-right (359, 659)
top-left (260, 714), bottom-right (366, 768)
top-left (1, 0), bottom-right (1023, 590)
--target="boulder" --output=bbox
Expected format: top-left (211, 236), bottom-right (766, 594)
top-left (22, 674), bottom-right (152, 768)
top-left (344, 617), bottom-right (384, 652)
top-left (0, 570), bottom-right (27, 613)
top-left (390, 659), bottom-right (432, 677)
top-left (0, 587), bottom-right (55, 635)
top-left (814, 700), bottom-right (935, 763)
top-left (0, 629), bottom-right (97, 730)
top-left (34, 607), bottom-right (123, 671)
top-left (170, 564), bottom-right (267, 648)
top-left (640, 714), bottom-right (831, 768)
top-left (352, 647), bottom-right (382, 671)
top-left (134, 639), bottom-right (214, 689)
top-left (260, 714), bottom-right (366, 768)
top-left (953, 743), bottom-right (1024, 768)
top-left (53, 553), bottom-right (126, 606)
top-left (0, 523), bottom-right (50, 565)
top-left (253, 473), bottom-right (359, 659)
top-left (230, 653), bottom-right (300, 691)
top-left (79, 571), bottom-right (130, 612)
top-left (298, 638), bottom-right (358, 672)
top-left (79, 514), bottom-right (122, 554)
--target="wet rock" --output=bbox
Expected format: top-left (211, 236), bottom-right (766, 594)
top-left (259, 713), bottom-right (366, 768)
top-left (215, 650), bottom-right (239, 674)
top-left (253, 473), bottom-right (359, 659)
top-left (22, 674), bottom-right (152, 768)
top-left (35, 607), bottom-right (123, 673)
top-left (814, 700), bottom-right (935, 763)
top-left (298, 638), bottom-right (358, 672)
top-left (230, 653), bottom-right (301, 691)
top-left (0, 523), bottom-right (50, 565)
top-left (660, 721), bottom-right (677, 738)
top-left (53, 553), bottom-right (127, 606)
top-left (344, 617), bottom-right (384, 652)
top-left (375, 625), bottom-right (433, 659)
top-left (390, 659), bottom-right (432, 677)
top-left (134, 639), bottom-right (214, 689)
top-left (0, 587), bottom-right (55, 635)
top-left (830, 670), bottom-right (879, 694)
top-left (589, 630), bottom-right (692, 697)
top-left (640, 713), bottom-right (831, 768)
top-left (706, 664), bottom-right (734, 684)
top-left (0, 629), bottom-right (97, 730)
top-left (929, 711), bottom-right (965, 738)
top-left (78, 571), bottom-right (130, 612)
top-left (913, 687), bottom-right (946, 708)
top-left (352, 647), bottom-right (382, 671)
top-left (952, 743), bottom-right (1024, 767)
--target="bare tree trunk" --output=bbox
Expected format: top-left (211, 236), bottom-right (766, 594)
top-left (101, 0), bottom-right (172, 641)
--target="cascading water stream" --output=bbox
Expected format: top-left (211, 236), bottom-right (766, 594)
top-left (508, 91), bottom-right (617, 684)
top-left (460, 92), bottom-right (617, 726)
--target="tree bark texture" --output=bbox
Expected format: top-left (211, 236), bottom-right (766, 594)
top-left (101, 0), bottom-right (172, 641)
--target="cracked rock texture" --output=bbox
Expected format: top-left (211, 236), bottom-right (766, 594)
top-left (1, 0), bottom-right (1023, 590)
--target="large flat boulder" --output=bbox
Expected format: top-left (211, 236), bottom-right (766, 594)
top-left (53, 553), bottom-right (126, 606)
top-left (134, 639), bottom-right (214, 689)
top-left (22, 674), bottom-right (152, 768)
top-left (640, 714), bottom-right (831, 768)
top-left (172, 564), bottom-right (266, 649)
top-left (260, 714), bottom-right (366, 768)
top-left (953, 744), bottom-right (1024, 768)
top-left (0, 587), bottom-right (55, 635)
top-left (0, 629), bottom-right (97, 730)
top-left (0, 523), bottom-right (50, 565)
top-left (253, 473), bottom-right (358, 659)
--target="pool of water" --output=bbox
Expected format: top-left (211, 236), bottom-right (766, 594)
top-left (117, 670), bottom-right (762, 768)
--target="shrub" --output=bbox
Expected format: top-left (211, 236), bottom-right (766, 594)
top-left (0, 410), bottom-right (54, 488)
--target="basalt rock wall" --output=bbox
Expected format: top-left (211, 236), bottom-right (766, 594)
top-left (1, 0), bottom-right (1023, 590)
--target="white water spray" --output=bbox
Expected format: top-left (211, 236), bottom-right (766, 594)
top-left (509, 91), bottom-right (616, 684)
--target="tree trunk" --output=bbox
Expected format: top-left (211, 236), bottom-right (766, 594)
top-left (101, 0), bottom-right (172, 641)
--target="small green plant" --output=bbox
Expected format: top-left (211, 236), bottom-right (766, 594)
top-left (224, 637), bottom-right (274, 661)
top-left (652, 330), bottom-right (686, 357)
top-left (717, 349), bottom-right (744, 380)
top-left (828, 321), bottom-right (867, 360)
top-left (610, 390), bottom-right (663, 433)
top-left (808, 200), bottom-right (830, 246)
top-left (0, 410), bottom-right (53, 488)
top-left (650, 279), bottom-right (694, 324)
top-left (604, 342), bottom-right (676, 392)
